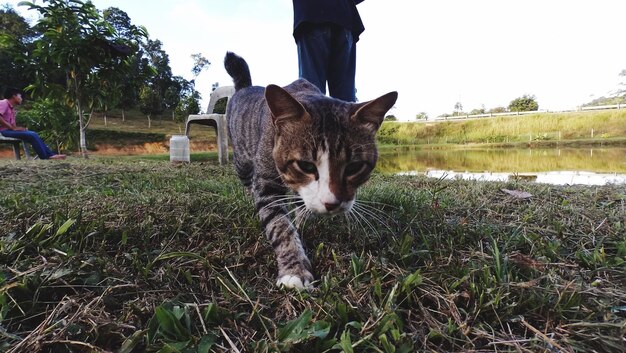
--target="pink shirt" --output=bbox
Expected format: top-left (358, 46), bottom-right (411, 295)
top-left (0, 99), bottom-right (16, 131)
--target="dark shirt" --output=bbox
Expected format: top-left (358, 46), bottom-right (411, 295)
top-left (293, 0), bottom-right (365, 42)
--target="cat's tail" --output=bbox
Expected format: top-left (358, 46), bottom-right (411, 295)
top-left (224, 52), bottom-right (252, 91)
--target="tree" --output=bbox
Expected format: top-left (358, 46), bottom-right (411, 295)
top-left (191, 53), bottom-right (210, 77)
top-left (608, 69), bottom-right (626, 103)
top-left (469, 104), bottom-right (486, 115)
top-left (508, 94), bottom-right (539, 112)
top-left (102, 7), bottom-right (149, 120)
top-left (139, 84), bottom-right (164, 128)
top-left (174, 90), bottom-right (201, 122)
top-left (488, 106), bottom-right (507, 113)
top-left (21, 0), bottom-right (143, 157)
top-left (384, 115), bottom-right (397, 121)
top-left (143, 39), bottom-right (172, 95)
top-left (172, 76), bottom-right (201, 121)
top-left (138, 38), bottom-right (174, 124)
top-left (103, 7), bottom-right (136, 39)
top-left (0, 5), bottom-right (37, 94)
top-left (164, 81), bottom-right (182, 120)
top-left (453, 102), bottom-right (464, 116)
top-left (415, 112), bottom-right (428, 120)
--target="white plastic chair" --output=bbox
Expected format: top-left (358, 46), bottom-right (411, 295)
top-left (0, 134), bottom-right (30, 160)
top-left (185, 86), bottom-right (235, 165)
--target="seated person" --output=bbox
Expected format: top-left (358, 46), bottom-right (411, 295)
top-left (0, 87), bottom-right (66, 160)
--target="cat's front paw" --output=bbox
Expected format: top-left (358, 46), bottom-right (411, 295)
top-left (276, 271), bottom-right (314, 290)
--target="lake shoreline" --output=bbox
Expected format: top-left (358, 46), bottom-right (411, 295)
top-left (379, 136), bottom-right (626, 151)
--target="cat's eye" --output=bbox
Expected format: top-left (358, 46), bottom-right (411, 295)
top-left (296, 161), bottom-right (317, 174)
top-left (345, 162), bottom-right (366, 176)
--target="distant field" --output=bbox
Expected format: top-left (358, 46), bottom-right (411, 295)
top-left (379, 109), bottom-right (626, 146)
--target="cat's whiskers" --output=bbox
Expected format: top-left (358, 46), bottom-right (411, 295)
top-left (352, 202), bottom-right (396, 234)
top-left (294, 205), bottom-right (312, 230)
top-left (347, 197), bottom-right (398, 238)
top-left (268, 201), bottom-right (308, 230)
top-left (355, 199), bottom-right (396, 207)
top-left (348, 206), bottom-right (381, 238)
top-left (259, 194), bottom-right (302, 212)
top-left (344, 210), bottom-right (363, 233)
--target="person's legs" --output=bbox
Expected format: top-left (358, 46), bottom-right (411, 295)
top-left (296, 24), bottom-right (332, 95)
top-left (0, 130), bottom-right (56, 159)
top-left (328, 27), bottom-right (357, 102)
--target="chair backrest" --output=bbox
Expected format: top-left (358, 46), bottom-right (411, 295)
top-left (206, 86), bottom-right (235, 114)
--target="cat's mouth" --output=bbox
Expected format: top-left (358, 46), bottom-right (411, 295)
top-left (305, 199), bottom-right (354, 216)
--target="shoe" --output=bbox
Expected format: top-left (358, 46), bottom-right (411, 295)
top-left (49, 154), bottom-right (67, 160)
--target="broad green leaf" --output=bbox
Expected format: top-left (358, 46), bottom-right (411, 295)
top-left (117, 330), bottom-right (147, 353)
top-left (155, 306), bottom-right (190, 341)
top-left (338, 330), bottom-right (354, 353)
top-left (345, 321), bottom-right (362, 331)
top-left (197, 334), bottom-right (217, 353)
top-left (278, 309), bottom-right (312, 342)
top-left (55, 218), bottom-right (76, 236)
top-left (202, 303), bottom-right (220, 325)
top-left (159, 341), bottom-right (189, 353)
top-left (379, 334), bottom-right (395, 353)
top-left (311, 321), bottom-right (331, 339)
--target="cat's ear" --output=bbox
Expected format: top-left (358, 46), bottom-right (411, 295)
top-left (265, 84), bottom-right (307, 127)
top-left (351, 91), bottom-right (398, 132)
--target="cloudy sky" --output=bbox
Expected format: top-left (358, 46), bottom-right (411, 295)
top-left (5, 0), bottom-right (626, 120)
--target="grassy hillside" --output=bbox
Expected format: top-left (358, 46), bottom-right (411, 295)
top-left (0, 109), bottom-right (221, 158)
top-left (379, 109), bottom-right (626, 146)
top-left (3, 108), bottom-right (625, 159)
top-left (88, 109), bottom-right (216, 142)
top-left (1, 159), bottom-right (624, 352)
top-left (85, 110), bottom-right (220, 155)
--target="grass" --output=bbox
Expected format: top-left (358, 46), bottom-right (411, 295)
top-left (86, 109), bottom-right (220, 156)
top-left (1, 158), bottom-right (625, 352)
top-left (379, 109), bottom-right (626, 146)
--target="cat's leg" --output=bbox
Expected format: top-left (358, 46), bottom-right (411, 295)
top-left (253, 176), bottom-right (314, 289)
top-left (232, 155), bottom-right (254, 191)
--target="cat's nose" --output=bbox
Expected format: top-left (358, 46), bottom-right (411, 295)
top-left (324, 202), bottom-right (341, 212)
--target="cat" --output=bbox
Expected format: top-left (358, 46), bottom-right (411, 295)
top-left (224, 52), bottom-right (397, 289)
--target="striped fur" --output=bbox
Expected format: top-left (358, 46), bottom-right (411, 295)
top-left (224, 52), bottom-right (397, 289)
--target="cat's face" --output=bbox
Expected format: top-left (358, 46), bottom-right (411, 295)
top-left (272, 121), bottom-right (377, 215)
top-left (265, 85), bottom-right (398, 215)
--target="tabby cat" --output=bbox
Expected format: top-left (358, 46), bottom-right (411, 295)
top-left (224, 52), bottom-right (397, 289)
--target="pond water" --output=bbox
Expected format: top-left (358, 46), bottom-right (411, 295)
top-left (377, 147), bottom-right (626, 185)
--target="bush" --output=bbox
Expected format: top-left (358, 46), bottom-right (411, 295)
top-left (18, 98), bottom-right (78, 152)
top-left (509, 95), bottom-right (539, 112)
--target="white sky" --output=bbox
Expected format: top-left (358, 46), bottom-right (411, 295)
top-left (5, 0), bottom-right (626, 120)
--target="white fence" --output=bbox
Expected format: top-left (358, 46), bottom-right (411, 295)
top-left (433, 103), bottom-right (626, 121)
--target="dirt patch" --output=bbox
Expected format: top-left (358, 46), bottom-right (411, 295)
top-left (0, 141), bottom-right (218, 158)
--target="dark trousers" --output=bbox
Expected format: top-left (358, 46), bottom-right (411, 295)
top-left (296, 24), bottom-right (357, 102)
top-left (0, 130), bottom-right (56, 159)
